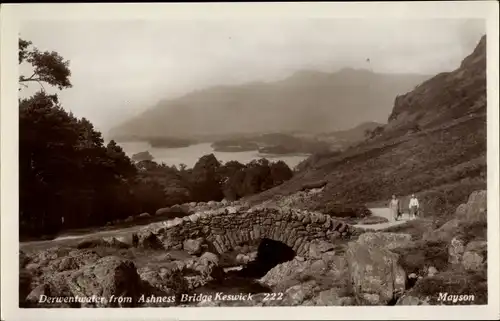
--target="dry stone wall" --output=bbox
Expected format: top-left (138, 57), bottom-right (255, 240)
top-left (141, 206), bottom-right (352, 258)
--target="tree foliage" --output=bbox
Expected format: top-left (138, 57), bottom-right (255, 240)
top-left (19, 38), bottom-right (135, 237)
top-left (19, 38), bottom-right (72, 91)
top-left (18, 37), bottom-right (294, 239)
top-left (221, 158), bottom-right (293, 201)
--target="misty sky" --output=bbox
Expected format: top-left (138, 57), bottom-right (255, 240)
top-left (19, 18), bottom-right (485, 135)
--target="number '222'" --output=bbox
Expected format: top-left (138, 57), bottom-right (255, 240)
top-left (263, 293), bottom-right (284, 301)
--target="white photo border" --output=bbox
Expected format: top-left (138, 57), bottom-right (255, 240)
top-left (1, 2), bottom-right (499, 320)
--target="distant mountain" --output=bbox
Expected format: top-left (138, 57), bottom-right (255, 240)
top-left (109, 69), bottom-right (430, 140)
top-left (248, 35), bottom-right (487, 222)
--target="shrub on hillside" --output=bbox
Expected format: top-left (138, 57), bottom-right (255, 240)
top-left (313, 202), bottom-right (371, 219)
top-left (455, 217), bottom-right (487, 244)
top-left (190, 154), bottom-right (224, 202)
top-left (222, 158), bottom-right (293, 201)
top-left (392, 240), bottom-right (449, 275)
top-left (408, 270), bottom-right (487, 305)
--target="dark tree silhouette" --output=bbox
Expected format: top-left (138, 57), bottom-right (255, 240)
top-left (18, 37), bottom-right (294, 239)
top-left (18, 38), bottom-right (72, 91)
top-left (19, 38), bottom-right (136, 237)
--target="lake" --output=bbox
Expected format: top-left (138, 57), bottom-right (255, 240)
top-left (117, 141), bottom-right (310, 169)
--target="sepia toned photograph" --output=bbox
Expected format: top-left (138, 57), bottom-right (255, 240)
top-left (1, 2), bottom-right (499, 321)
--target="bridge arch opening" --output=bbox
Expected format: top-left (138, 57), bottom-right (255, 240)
top-left (193, 238), bottom-right (296, 297)
top-left (227, 237), bottom-right (296, 278)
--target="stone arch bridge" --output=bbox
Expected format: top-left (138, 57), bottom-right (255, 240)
top-left (138, 206), bottom-right (354, 258)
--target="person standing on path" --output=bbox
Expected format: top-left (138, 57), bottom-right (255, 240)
top-left (409, 194), bottom-right (420, 219)
top-left (389, 194), bottom-right (400, 222)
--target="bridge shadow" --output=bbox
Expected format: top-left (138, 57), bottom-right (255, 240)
top-left (229, 238), bottom-right (296, 279)
top-left (192, 238), bottom-right (296, 298)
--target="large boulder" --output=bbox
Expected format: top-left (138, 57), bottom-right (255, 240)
top-left (275, 280), bottom-right (318, 306)
top-left (24, 255), bottom-right (141, 308)
top-left (183, 238), bottom-right (205, 256)
top-left (182, 252), bottom-right (224, 290)
top-left (346, 240), bottom-right (406, 305)
top-left (199, 252), bottom-right (219, 267)
top-left (67, 256), bottom-right (142, 307)
top-left (423, 218), bottom-right (460, 242)
top-left (308, 240), bottom-right (334, 260)
top-left (135, 231), bottom-right (164, 250)
top-left (462, 240), bottom-right (487, 272)
top-left (20, 250), bottom-right (30, 269)
top-left (357, 232), bottom-right (412, 250)
top-left (138, 266), bottom-right (188, 306)
top-left (464, 190), bottom-right (486, 221)
top-left (192, 252), bottom-right (223, 280)
top-left (24, 248), bottom-right (103, 290)
top-left (455, 203), bottom-right (468, 218)
top-left (19, 269), bottom-right (33, 307)
top-left (25, 270), bottom-right (78, 308)
top-left (448, 236), bottom-right (466, 265)
top-left (259, 257), bottom-right (311, 289)
top-left (396, 293), bottom-right (431, 306)
top-left (305, 288), bottom-right (355, 306)
top-left (25, 247), bottom-right (73, 267)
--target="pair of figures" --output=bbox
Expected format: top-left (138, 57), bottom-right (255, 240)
top-left (389, 194), bottom-right (419, 221)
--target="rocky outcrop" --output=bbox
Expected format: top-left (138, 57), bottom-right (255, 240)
top-left (461, 240), bottom-right (487, 272)
top-left (392, 190), bottom-right (488, 305)
top-left (23, 248), bottom-right (103, 289)
top-left (259, 257), bottom-right (311, 289)
top-left (388, 35), bottom-right (486, 132)
top-left (20, 246), bottom-right (224, 308)
top-left (346, 232), bottom-right (407, 305)
top-left (183, 238), bottom-right (205, 256)
top-left (461, 190), bottom-right (487, 221)
top-left (424, 189), bottom-right (487, 243)
top-left (136, 231), bottom-right (164, 250)
top-left (356, 232), bottom-right (412, 250)
top-left (306, 288), bottom-right (355, 306)
top-left (308, 240), bottom-right (335, 260)
top-left (24, 256), bottom-right (142, 308)
top-left (68, 256), bottom-right (141, 307)
top-left (236, 252), bottom-right (257, 264)
top-left (20, 250), bottom-right (30, 269)
top-left (418, 189), bottom-right (487, 273)
top-left (448, 236), bottom-right (466, 265)
top-left (396, 270), bottom-right (487, 305)
top-left (257, 251), bottom-right (354, 307)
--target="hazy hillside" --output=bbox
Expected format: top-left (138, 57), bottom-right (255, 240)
top-left (109, 69), bottom-right (430, 140)
top-left (248, 35), bottom-right (487, 224)
top-left (317, 121), bottom-right (384, 145)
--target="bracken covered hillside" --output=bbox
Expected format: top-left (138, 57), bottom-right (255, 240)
top-left (248, 35), bottom-right (487, 223)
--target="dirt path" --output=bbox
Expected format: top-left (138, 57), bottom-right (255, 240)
top-left (354, 207), bottom-right (414, 230)
top-left (20, 225), bottom-right (144, 251)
